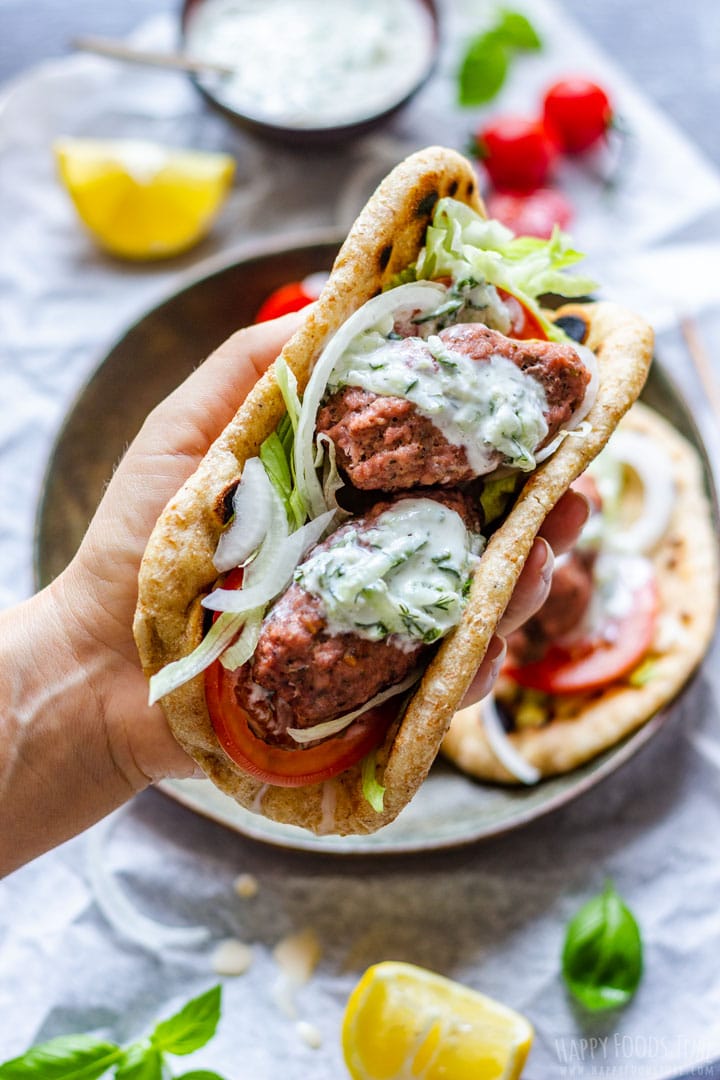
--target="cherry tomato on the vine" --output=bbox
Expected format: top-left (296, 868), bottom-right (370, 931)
top-left (474, 116), bottom-right (559, 192)
top-left (486, 187), bottom-right (573, 239)
top-left (542, 77), bottom-right (613, 154)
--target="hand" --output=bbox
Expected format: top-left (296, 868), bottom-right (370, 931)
top-left (0, 313), bottom-right (303, 874)
top-left (0, 311), bottom-right (589, 873)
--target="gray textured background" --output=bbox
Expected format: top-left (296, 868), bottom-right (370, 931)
top-left (1, 0), bottom-right (719, 166)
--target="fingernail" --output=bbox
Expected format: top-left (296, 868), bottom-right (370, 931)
top-left (539, 537), bottom-right (555, 587)
top-left (489, 636), bottom-right (507, 682)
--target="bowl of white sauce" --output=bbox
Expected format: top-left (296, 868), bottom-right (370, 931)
top-left (180, 0), bottom-right (439, 143)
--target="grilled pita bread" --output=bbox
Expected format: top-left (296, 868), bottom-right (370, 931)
top-left (133, 146), bottom-right (653, 834)
top-left (442, 401), bottom-right (717, 783)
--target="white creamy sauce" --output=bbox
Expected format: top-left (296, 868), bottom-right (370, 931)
top-left (317, 780), bottom-right (338, 835)
top-left (327, 332), bottom-right (549, 474)
top-left (250, 782), bottom-right (269, 814)
top-left (295, 1020), bottom-right (323, 1050)
top-left (294, 498), bottom-right (483, 645)
top-left (211, 938), bottom-right (254, 976)
top-left (584, 553), bottom-right (654, 640)
top-left (185, 0), bottom-right (435, 129)
top-left (408, 280), bottom-right (512, 337)
top-left (233, 872), bottom-right (259, 899)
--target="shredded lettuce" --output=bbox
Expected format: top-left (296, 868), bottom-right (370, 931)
top-left (148, 611), bottom-right (245, 705)
top-left (409, 197), bottom-right (597, 342)
top-left (260, 358), bottom-right (308, 531)
top-left (361, 751), bottom-right (386, 812)
top-left (480, 474), bottom-right (523, 527)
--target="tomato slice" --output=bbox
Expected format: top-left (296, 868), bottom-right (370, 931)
top-left (505, 576), bottom-right (659, 695)
top-left (204, 568), bottom-right (395, 786)
top-left (206, 661), bottom-right (395, 787)
top-left (495, 286), bottom-right (549, 340)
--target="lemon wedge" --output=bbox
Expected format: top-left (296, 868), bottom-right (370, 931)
top-left (54, 138), bottom-right (235, 260)
top-left (342, 961), bottom-right (533, 1080)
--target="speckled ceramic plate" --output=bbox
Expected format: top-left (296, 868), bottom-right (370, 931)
top-left (35, 233), bottom-right (719, 855)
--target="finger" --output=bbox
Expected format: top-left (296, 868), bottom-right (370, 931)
top-left (137, 309), bottom-right (307, 460)
top-left (459, 635), bottom-right (507, 708)
top-left (81, 312), bottom-right (307, 579)
top-left (538, 489), bottom-right (590, 555)
top-left (498, 537), bottom-right (554, 635)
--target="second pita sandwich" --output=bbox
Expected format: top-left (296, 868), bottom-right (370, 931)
top-left (442, 401), bottom-right (718, 783)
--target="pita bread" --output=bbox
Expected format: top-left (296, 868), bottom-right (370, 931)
top-left (442, 401), bottom-right (718, 783)
top-left (133, 147), bottom-right (653, 834)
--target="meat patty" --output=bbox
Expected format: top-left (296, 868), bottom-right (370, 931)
top-left (235, 490), bottom-right (479, 745)
top-left (316, 324), bottom-right (591, 491)
top-left (507, 550), bottom-right (594, 666)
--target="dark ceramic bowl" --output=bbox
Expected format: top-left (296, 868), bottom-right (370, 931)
top-left (178, 0), bottom-right (440, 146)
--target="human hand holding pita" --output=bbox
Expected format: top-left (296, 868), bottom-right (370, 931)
top-left (0, 313), bottom-right (589, 874)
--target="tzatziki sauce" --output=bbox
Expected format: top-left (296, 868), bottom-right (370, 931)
top-left (184, 0), bottom-right (436, 129)
top-left (327, 331), bottom-right (550, 474)
top-left (294, 498), bottom-right (483, 645)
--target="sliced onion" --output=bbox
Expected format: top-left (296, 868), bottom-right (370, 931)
top-left (482, 695), bottom-right (541, 785)
top-left (302, 271), bottom-right (330, 298)
top-left (213, 457), bottom-right (274, 573)
top-left (203, 510), bottom-right (335, 613)
top-left (601, 431), bottom-right (675, 555)
top-left (534, 419), bottom-right (592, 464)
top-left (220, 610), bottom-right (263, 671)
top-left (531, 340), bottom-right (597, 467)
top-left (287, 669), bottom-right (422, 745)
top-left (148, 610), bottom-right (245, 705)
top-left (294, 281), bottom-right (447, 519)
top-left (565, 342), bottom-right (599, 429)
top-left (87, 810), bottom-right (210, 951)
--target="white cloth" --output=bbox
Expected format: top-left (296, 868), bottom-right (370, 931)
top-left (1, 2), bottom-right (720, 1076)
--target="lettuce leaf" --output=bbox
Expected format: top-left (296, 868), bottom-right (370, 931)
top-left (361, 751), bottom-right (386, 812)
top-left (261, 358), bottom-right (307, 531)
top-left (414, 197), bottom-right (597, 341)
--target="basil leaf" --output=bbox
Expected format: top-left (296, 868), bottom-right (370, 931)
top-left (457, 10), bottom-right (542, 106)
top-left (458, 34), bottom-right (508, 107)
top-left (562, 881), bottom-right (643, 1011)
top-left (494, 9), bottom-right (542, 50)
top-left (151, 987), bottom-right (222, 1057)
top-left (0, 1036), bottom-right (122, 1079)
top-left (175, 1073), bottom-right (228, 1080)
top-left (115, 1042), bottom-right (164, 1080)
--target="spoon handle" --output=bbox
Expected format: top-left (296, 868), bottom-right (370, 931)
top-left (72, 35), bottom-right (234, 77)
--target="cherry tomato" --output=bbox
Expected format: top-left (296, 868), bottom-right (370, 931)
top-left (254, 272), bottom-right (327, 322)
top-left (543, 78), bottom-right (613, 154)
top-left (505, 576), bottom-right (659, 695)
top-left (205, 569), bottom-right (394, 786)
top-left (495, 286), bottom-right (548, 340)
top-left (474, 117), bottom-right (558, 192)
top-left (486, 188), bottom-right (573, 240)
